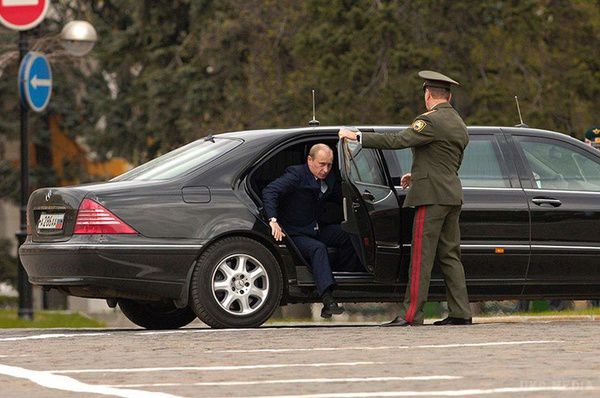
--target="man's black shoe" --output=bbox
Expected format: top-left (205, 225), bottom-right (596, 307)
top-left (320, 301), bottom-right (345, 318)
top-left (433, 317), bottom-right (473, 325)
top-left (380, 316), bottom-right (410, 327)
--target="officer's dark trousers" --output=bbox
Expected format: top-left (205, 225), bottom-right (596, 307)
top-left (400, 204), bottom-right (471, 324)
top-left (291, 224), bottom-right (362, 296)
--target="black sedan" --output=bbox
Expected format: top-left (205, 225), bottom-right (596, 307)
top-left (19, 126), bottom-right (600, 329)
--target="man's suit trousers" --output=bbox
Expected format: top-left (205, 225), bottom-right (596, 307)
top-left (291, 224), bottom-right (362, 296)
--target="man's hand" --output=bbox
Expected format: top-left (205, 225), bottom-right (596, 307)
top-left (400, 173), bottom-right (411, 189)
top-left (338, 128), bottom-right (358, 141)
top-left (270, 220), bottom-right (286, 241)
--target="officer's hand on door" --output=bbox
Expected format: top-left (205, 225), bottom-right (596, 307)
top-left (338, 128), bottom-right (358, 141)
top-left (400, 173), bottom-right (412, 189)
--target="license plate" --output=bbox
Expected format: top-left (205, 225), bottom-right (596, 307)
top-left (38, 213), bottom-right (65, 230)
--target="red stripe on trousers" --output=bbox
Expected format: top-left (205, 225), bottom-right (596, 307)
top-left (406, 206), bottom-right (426, 323)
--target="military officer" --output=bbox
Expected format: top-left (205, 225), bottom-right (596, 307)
top-left (338, 70), bottom-right (472, 326)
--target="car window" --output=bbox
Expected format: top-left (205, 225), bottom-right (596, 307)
top-left (386, 136), bottom-right (510, 188)
top-left (392, 149), bottom-right (413, 177)
top-left (112, 137), bottom-right (241, 181)
top-left (347, 141), bottom-right (386, 185)
top-left (459, 137), bottom-right (510, 188)
top-left (516, 137), bottom-right (600, 191)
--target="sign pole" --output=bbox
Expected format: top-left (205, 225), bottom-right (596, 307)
top-left (1, 0), bottom-right (56, 321)
top-left (16, 30), bottom-right (33, 321)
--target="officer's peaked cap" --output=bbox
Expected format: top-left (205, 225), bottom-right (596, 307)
top-left (419, 70), bottom-right (460, 90)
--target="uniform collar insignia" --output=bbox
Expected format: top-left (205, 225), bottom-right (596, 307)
top-left (433, 102), bottom-right (452, 110)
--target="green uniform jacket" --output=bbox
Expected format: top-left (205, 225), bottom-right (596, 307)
top-left (362, 102), bottom-right (468, 207)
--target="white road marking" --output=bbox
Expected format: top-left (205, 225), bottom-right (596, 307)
top-left (0, 363), bottom-right (184, 398)
top-left (0, 333), bottom-right (110, 342)
top-left (243, 385), bottom-right (600, 398)
top-left (99, 375), bottom-right (462, 388)
top-left (0, 354), bottom-right (30, 358)
top-left (217, 340), bottom-right (564, 353)
top-left (50, 361), bottom-right (382, 374)
top-left (0, 328), bottom-right (285, 342)
top-left (134, 327), bottom-right (300, 336)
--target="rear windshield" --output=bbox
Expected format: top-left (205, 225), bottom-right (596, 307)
top-left (112, 137), bottom-right (241, 181)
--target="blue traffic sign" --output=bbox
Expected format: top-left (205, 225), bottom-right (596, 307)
top-left (18, 51), bottom-right (52, 112)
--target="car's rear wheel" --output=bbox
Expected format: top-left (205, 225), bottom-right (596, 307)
top-left (190, 236), bottom-right (283, 328)
top-left (118, 299), bottom-right (197, 330)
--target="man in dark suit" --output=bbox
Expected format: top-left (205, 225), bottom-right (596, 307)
top-left (262, 143), bottom-right (362, 318)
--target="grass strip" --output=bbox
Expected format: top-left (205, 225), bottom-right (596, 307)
top-left (510, 307), bottom-right (600, 317)
top-left (0, 309), bottom-right (105, 328)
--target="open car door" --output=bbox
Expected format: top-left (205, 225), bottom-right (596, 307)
top-left (338, 138), bottom-right (377, 272)
top-left (338, 137), bottom-right (402, 281)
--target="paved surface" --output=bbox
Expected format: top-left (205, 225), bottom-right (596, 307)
top-left (0, 320), bottom-right (598, 397)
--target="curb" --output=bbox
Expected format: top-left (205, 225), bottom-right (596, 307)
top-left (472, 315), bottom-right (600, 324)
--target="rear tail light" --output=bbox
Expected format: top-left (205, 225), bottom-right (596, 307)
top-left (74, 199), bottom-right (137, 234)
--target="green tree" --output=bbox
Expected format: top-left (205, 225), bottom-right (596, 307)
top-left (1, 0), bottom-right (599, 181)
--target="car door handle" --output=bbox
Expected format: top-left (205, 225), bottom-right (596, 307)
top-left (532, 197), bottom-right (562, 207)
top-left (362, 190), bottom-right (375, 202)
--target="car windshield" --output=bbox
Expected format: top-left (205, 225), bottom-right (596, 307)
top-left (112, 137), bottom-right (241, 181)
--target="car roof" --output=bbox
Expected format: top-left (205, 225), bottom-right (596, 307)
top-left (217, 125), bottom-right (573, 142)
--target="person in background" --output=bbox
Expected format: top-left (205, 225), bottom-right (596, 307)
top-left (584, 126), bottom-right (600, 149)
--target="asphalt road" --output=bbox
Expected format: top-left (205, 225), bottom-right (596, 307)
top-left (0, 320), bottom-right (598, 398)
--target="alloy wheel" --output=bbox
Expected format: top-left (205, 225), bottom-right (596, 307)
top-left (211, 254), bottom-right (270, 316)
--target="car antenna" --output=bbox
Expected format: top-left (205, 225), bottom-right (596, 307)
top-left (514, 96), bottom-right (528, 128)
top-left (204, 134), bottom-right (215, 142)
top-left (308, 89), bottom-right (320, 127)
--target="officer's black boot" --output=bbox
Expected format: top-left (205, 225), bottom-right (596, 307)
top-left (320, 288), bottom-right (344, 318)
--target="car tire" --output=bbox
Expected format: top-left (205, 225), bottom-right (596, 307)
top-left (118, 299), bottom-right (197, 330)
top-left (190, 236), bottom-right (283, 328)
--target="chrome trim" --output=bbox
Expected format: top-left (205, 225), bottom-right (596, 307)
top-left (402, 243), bottom-right (600, 251)
top-left (373, 189), bottom-right (393, 204)
top-left (462, 244), bottom-right (529, 249)
top-left (402, 243), bottom-right (529, 249)
top-left (342, 197), bottom-right (348, 221)
top-left (376, 243), bottom-right (401, 249)
top-left (23, 243), bottom-right (203, 250)
top-left (531, 245), bottom-right (600, 251)
top-left (394, 186), bottom-right (522, 191)
top-left (462, 187), bottom-right (522, 191)
top-left (525, 188), bottom-right (600, 195)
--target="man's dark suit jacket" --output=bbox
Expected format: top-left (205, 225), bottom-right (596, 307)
top-left (262, 164), bottom-right (341, 237)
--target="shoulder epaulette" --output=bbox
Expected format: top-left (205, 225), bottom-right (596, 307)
top-left (420, 109), bottom-right (438, 116)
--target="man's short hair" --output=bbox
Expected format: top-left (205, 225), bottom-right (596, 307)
top-left (426, 86), bottom-right (451, 100)
top-left (309, 143), bottom-right (332, 158)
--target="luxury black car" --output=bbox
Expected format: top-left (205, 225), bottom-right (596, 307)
top-left (19, 125), bottom-right (600, 329)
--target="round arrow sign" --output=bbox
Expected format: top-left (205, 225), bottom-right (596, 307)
top-left (18, 51), bottom-right (52, 112)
